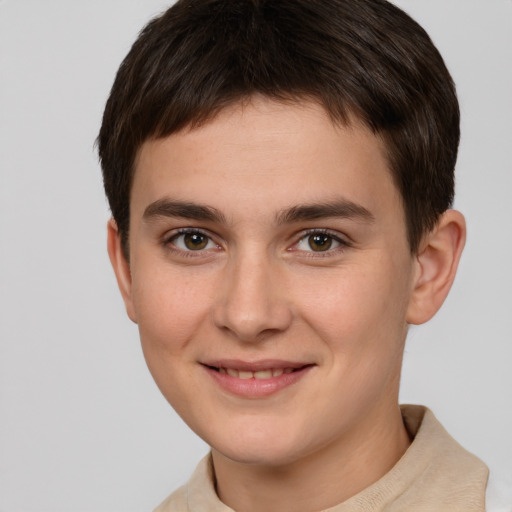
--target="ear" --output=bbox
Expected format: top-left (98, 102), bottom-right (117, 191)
top-left (107, 218), bottom-right (138, 323)
top-left (407, 210), bottom-right (466, 325)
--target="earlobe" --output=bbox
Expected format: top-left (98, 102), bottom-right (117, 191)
top-left (407, 210), bottom-right (466, 325)
top-left (106, 219), bottom-right (138, 323)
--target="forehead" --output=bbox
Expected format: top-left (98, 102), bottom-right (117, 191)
top-left (131, 98), bottom-right (399, 224)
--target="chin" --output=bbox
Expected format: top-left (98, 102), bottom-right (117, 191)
top-left (208, 426), bottom-right (312, 468)
top-left (218, 445), bottom-right (302, 468)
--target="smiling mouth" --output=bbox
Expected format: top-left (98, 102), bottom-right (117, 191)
top-left (202, 362), bottom-right (314, 397)
top-left (205, 365), bottom-right (306, 380)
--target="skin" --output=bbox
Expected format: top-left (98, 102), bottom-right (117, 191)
top-left (108, 98), bottom-right (466, 512)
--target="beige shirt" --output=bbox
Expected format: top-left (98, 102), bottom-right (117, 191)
top-left (154, 405), bottom-right (489, 512)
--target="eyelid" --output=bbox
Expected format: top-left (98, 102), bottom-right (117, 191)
top-left (290, 228), bottom-right (352, 255)
top-left (163, 227), bottom-right (222, 254)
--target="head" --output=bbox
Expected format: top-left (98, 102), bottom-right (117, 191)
top-left (98, 0), bottom-right (460, 258)
top-left (99, 0), bottom-right (465, 476)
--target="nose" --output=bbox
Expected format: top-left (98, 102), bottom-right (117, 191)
top-left (212, 251), bottom-right (293, 342)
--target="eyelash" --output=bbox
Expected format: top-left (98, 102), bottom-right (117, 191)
top-left (291, 229), bottom-right (351, 257)
top-left (163, 228), bottom-right (221, 258)
top-left (162, 228), bottom-right (351, 258)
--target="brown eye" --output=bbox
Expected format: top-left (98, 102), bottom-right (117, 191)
top-left (170, 231), bottom-right (216, 252)
top-left (295, 231), bottom-right (343, 254)
top-left (183, 232), bottom-right (209, 250)
top-left (308, 233), bottom-right (333, 251)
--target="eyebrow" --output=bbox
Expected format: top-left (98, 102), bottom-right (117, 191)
top-left (275, 200), bottom-right (375, 224)
top-left (142, 198), bottom-right (374, 226)
top-left (143, 199), bottom-right (226, 223)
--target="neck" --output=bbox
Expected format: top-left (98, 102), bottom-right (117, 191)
top-left (212, 402), bottom-right (411, 512)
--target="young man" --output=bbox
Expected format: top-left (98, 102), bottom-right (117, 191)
top-left (98, 0), bottom-right (499, 510)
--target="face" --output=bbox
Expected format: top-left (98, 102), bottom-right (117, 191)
top-left (114, 98), bottom-right (419, 467)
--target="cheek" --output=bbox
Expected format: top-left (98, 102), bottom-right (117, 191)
top-left (131, 267), bottom-right (213, 361)
top-left (131, 271), bottom-right (213, 416)
top-left (295, 259), bottom-right (411, 358)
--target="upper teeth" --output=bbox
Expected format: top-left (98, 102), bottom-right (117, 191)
top-left (219, 367), bottom-right (294, 379)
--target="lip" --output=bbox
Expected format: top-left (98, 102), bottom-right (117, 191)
top-left (201, 359), bottom-right (315, 398)
top-left (202, 359), bottom-right (309, 371)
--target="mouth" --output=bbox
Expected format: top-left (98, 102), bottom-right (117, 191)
top-left (206, 365), bottom-right (305, 379)
top-left (200, 360), bottom-right (315, 397)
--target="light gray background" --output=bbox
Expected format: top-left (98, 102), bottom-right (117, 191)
top-left (0, 1), bottom-right (510, 510)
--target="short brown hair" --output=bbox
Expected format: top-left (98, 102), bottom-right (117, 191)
top-left (98, 0), bottom-right (459, 255)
